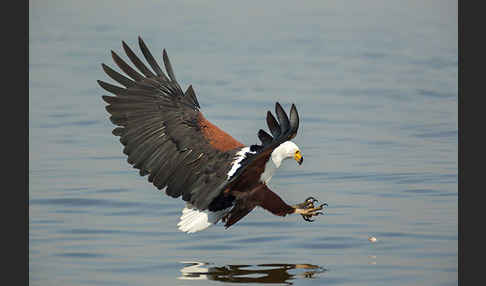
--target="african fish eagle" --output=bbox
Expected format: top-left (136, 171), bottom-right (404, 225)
top-left (98, 37), bottom-right (326, 233)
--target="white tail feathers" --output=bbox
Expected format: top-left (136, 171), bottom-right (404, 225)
top-left (177, 204), bottom-right (231, 233)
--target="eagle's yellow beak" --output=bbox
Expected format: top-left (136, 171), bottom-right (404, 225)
top-left (294, 150), bottom-right (303, 165)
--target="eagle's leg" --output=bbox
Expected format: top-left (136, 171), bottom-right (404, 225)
top-left (252, 185), bottom-right (327, 222)
top-left (292, 197), bottom-right (327, 222)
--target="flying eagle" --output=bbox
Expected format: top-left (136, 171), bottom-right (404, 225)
top-left (98, 37), bottom-right (326, 233)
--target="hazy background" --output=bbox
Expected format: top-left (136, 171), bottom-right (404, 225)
top-left (30, 1), bottom-right (457, 285)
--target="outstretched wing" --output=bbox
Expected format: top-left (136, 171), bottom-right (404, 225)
top-left (225, 102), bottom-right (300, 191)
top-left (99, 36), bottom-right (244, 210)
top-left (219, 107), bottom-right (299, 226)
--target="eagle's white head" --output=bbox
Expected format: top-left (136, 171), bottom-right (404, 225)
top-left (271, 141), bottom-right (303, 167)
top-left (260, 141), bottom-right (303, 183)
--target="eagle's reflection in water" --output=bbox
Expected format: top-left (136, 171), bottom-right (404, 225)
top-left (178, 261), bottom-right (326, 284)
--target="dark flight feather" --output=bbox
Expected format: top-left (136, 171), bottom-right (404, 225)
top-left (111, 50), bottom-right (144, 82)
top-left (266, 111), bottom-right (281, 138)
top-left (138, 36), bottom-right (167, 80)
top-left (258, 129), bottom-right (273, 146)
top-left (185, 85), bottom-right (200, 109)
top-left (97, 80), bottom-right (125, 95)
top-left (122, 40), bottom-right (156, 78)
top-left (275, 102), bottom-right (290, 132)
top-left (102, 63), bottom-right (136, 88)
top-left (162, 49), bottom-right (177, 82)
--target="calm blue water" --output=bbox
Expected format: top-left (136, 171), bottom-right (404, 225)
top-left (29, 1), bottom-right (457, 285)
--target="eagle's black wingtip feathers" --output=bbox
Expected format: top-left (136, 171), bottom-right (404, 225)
top-left (258, 129), bottom-right (273, 146)
top-left (275, 102), bottom-right (290, 132)
top-left (122, 39), bottom-right (157, 79)
top-left (185, 85), bottom-right (200, 109)
top-left (162, 49), bottom-right (177, 82)
top-left (101, 62), bottom-right (136, 88)
top-left (258, 103), bottom-right (299, 146)
top-left (100, 37), bottom-right (198, 103)
top-left (266, 110), bottom-right (281, 138)
top-left (289, 103), bottom-right (299, 134)
top-left (138, 36), bottom-right (167, 80)
top-left (111, 49), bottom-right (145, 82)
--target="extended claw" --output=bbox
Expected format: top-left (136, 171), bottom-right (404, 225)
top-left (302, 212), bottom-right (323, 222)
top-left (302, 215), bottom-right (315, 222)
top-left (305, 197), bottom-right (318, 204)
top-left (301, 197), bottom-right (319, 209)
top-left (293, 198), bottom-right (316, 210)
top-left (294, 200), bottom-right (328, 222)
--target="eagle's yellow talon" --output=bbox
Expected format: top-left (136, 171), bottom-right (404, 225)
top-left (293, 199), bottom-right (327, 222)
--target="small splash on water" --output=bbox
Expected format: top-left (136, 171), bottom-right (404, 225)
top-left (368, 236), bottom-right (377, 243)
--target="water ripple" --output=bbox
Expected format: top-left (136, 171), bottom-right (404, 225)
top-left (57, 252), bottom-right (106, 258)
top-left (30, 197), bottom-right (164, 209)
top-left (228, 235), bottom-right (290, 244)
top-left (375, 232), bottom-right (457, 241)
top-left (60, 228), bottom-right (172, 237)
